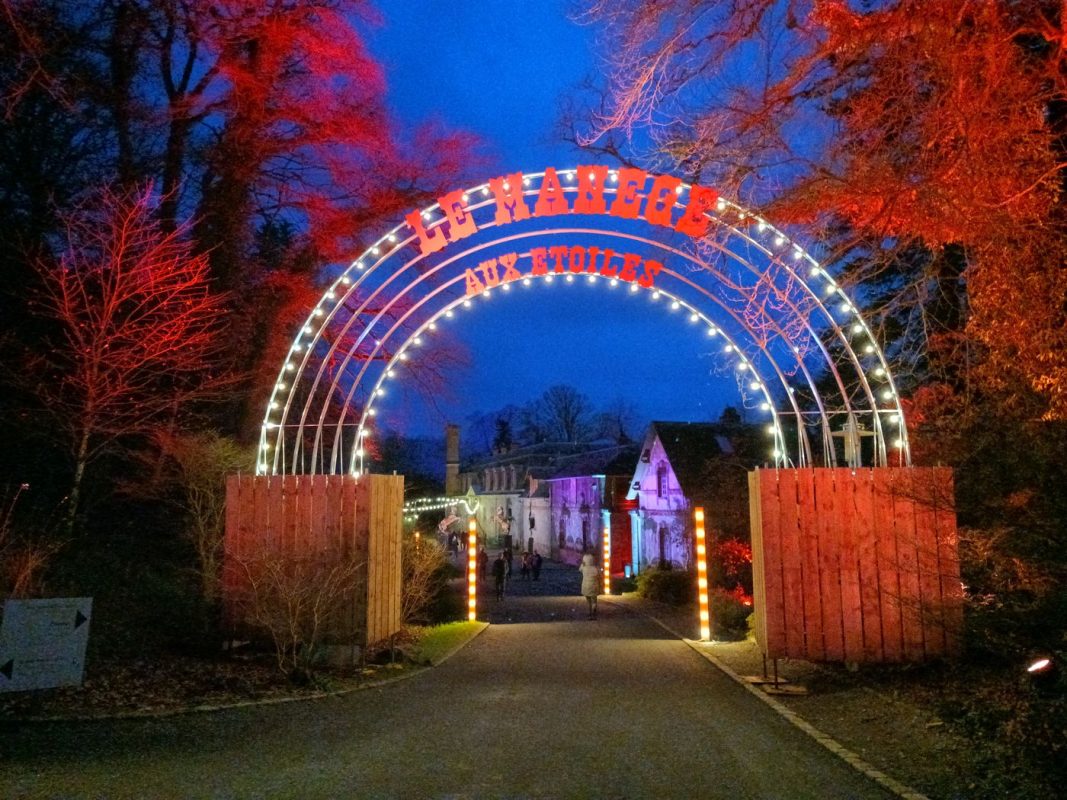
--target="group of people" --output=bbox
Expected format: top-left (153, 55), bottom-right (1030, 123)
top-left (478, 547), bottom-right (544, 600)
top-left (474, 545), bottom-right (601, 617)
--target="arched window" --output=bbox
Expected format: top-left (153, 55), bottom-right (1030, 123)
top-left (656, 462), bottom-right (669, 498)
top-left (658, 524), bottom-right (669, 568)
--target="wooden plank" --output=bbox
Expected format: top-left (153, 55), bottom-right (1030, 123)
top-left (748, 471), bottom-right (768, 654)
top-left (282, 475), bottom-right (300, 566)
top-left (873, 468), bottom-right (904, 662)
top-left (267, 474), bottom-right (285, 559)
top-left (893, 470), bottom-right (927, 661)
top-left (836, 469), bottom-right (865, 663)
top-left (325, 476), bottom-right (344, 551)
top-left (353, 477), bottom-right (371, 642)
top-left (390, 475), bottom-right (404, 635)
top-left (338, 476), bottom-right (359, 642)
top-left (853, 469), bottom-right (885, 662)
top-left (367, 475), bottom-right (384, 644)
top-left (795, 468), bottom-right (825, 661)
top-left (816, 468), bottom-right (845, 661)
top-left (932, 468), bottom-right (963, 656)
top-left (252, 475), bottom-right (273, 555)
top-left (311, 474), bottom-right (329, 556)
top-left (776, 470), bottom-right (807, 658)
top-left (758, 470), bottom-right (787, 658)
top-left (912, 468), bottom-right (946, 658)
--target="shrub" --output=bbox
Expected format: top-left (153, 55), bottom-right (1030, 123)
top-left (402, 537), bottom-right (460, 625)
top-left (709, 587), bottom-right (753, 641)
top-left (636, 567), bottom-right (694, 605)
top-left (235, 550), bottom-right (363, 684)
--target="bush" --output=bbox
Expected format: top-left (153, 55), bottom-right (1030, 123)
top-left (636, 567), bottom-right (694, 605)
top-left (709, 587), bottom-right (752, 641)
top-left (402, 538), bottom-right (463, 625)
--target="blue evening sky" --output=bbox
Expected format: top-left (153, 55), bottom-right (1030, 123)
top-left (369, 1), bottom-right (740, 440)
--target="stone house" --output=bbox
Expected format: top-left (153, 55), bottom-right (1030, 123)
top-left (626, 422), bottom-right (735, 573)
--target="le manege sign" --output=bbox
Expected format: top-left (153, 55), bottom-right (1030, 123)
top-left (404, 165), bottom-right (720, 295)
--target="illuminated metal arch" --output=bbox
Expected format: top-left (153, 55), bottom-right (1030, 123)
top-left (259, 167), bottom-right (910, 476)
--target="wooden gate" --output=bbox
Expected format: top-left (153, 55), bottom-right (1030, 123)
top-left (223, 474), bottom-right (404, 649)
top-left (748, 467), bottom-right (962, 663)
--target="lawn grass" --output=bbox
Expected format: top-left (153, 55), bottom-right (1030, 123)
top-left (413, 620), bottom-right (488, 666)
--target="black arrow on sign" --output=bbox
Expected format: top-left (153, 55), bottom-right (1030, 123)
top-left (0, 659), bottom-right (12, 679)
top-left (74, 610), bottom-right (88, 629)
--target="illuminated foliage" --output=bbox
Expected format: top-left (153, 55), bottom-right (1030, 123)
top-left (25, 184), bottom-right (232, 530)
top-left (581, 0), bottom-right (1067, 418)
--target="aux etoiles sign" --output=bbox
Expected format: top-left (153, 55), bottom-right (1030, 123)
top-left (463, 245), bottom-right (664, 296)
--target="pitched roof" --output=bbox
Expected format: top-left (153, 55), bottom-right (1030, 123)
top-left (649, 422), bottom-right (728, 497)
top-left (546, 443), bottom-right (641, 480)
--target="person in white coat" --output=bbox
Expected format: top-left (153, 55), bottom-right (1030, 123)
top-left (578, 552), bottom-right (601, 619)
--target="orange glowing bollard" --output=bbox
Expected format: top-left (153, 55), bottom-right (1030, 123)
top-left (694, 507), bottom-right (711, 640)
top-left (602, 524), bottom-right (611, 595)
top-left (467, 517), bottom-right (477, 621)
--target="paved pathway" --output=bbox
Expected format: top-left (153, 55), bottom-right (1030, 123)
top-left (1, 562), bottom-right (897, 799)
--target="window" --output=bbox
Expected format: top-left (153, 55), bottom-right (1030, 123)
top-left (658, 524), bottom-right (669, 568)
top-left (656, 463), bottom-right (668, 498)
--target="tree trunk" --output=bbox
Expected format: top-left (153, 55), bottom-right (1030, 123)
top-left (63, 426), bottom-right (91, 536)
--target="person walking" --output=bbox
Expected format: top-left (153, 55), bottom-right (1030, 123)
top-left (578, 551), bottom-right (601, 619)
top-left (478, 546), bottom-right (489, 582)
top-left (531, 550), bottom-right (543, 581)
top-left (492, 552), bottom-right (508, 600)
top-left (520, 551), bottom-right (531, 580)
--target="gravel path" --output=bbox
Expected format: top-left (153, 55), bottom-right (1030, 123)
top-left (1, 562), bottom-right (898, 799)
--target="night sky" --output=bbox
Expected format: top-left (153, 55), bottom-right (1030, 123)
top-left (368, 2), bottom-right (740, 439)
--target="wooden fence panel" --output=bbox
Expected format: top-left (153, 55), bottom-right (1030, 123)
top-left (748, 472), bottom-right (768, 654)
top-left (796, 468), bottom-right (824, 661)
top-left (853, 470), bottom-right (884, 662)
top-left (836, 469), bottom-right (865, 662)
top-left (757, 470), bottom-right (787, 657)
top-left (750, 467), bottom-right (961, 664)
top-left (223, 474), bottom-right (404, 651)
top-left (815, 468), bottom-right (845, 661)
top-left (893, 471), bottom-right (927, 662)
top-left (777, 470), bottom-right (807, 657)
top-left (873, 469), bottom-right (904, 662)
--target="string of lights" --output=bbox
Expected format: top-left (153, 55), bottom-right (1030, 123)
top-left (258, 166), bottom-right (909, 477)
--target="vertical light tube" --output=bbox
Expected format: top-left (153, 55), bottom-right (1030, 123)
top-left (694, 507), bottom-right (711, 641)
top-left (467, 517), bottom-right (478, 622)
top-left (602, 523), bottom-right (611, 595)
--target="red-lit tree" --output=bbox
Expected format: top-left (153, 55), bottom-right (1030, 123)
top-left (24, 184), bottom-right (232, 531)
top-left (581, 0), bottom-right (1067, 418)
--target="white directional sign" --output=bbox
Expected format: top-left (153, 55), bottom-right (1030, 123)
top-left (0, 597), bottom-right (92, 692)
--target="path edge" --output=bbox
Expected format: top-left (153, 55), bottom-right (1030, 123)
top-left (8, 622), bottom-right (491, 724)
top-left (615, 601), bottom-right (930, 800)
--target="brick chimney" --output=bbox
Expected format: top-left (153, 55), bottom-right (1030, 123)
top-left (445, 423), bottom-right (460, 495)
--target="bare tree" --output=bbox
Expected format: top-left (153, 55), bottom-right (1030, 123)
top-left (595, 397), bottom-right (641, 443)
top-left (236, 549), bottom-right (364, 683)
top-left (23, 184), bottom-right (232, 531)
top-left (537, 385), bottom-right (595, 443)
